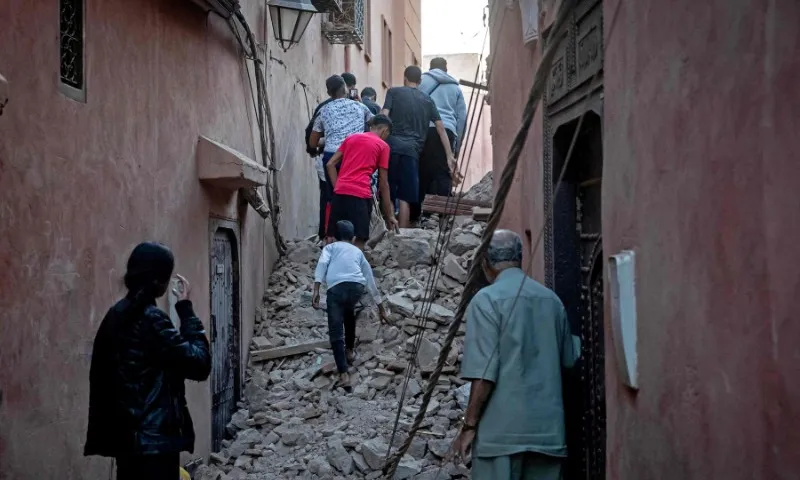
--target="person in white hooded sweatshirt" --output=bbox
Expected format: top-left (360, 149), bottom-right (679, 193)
top-left (414, 57), bottom-right (468, 222)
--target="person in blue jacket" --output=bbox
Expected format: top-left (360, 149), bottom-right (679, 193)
top-left (414, 57), bottom-right (467, 222)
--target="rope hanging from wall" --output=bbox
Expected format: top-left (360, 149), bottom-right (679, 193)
top-left (382, 0), bottom-right (580, 475)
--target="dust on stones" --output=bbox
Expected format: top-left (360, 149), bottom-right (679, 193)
top-left (195, 182), bottom-right (491, 480)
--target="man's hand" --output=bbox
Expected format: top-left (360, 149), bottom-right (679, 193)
top-left (451, 427), bottom-right (476, 463)
top-left (451, 169), bottom-right (464, 187)
top-left (312, 291), bottom-right (321, 309)
top-left (448, 156), bottom-right (464, 187)
top-left (378, 303), bottom-right (391, 325)
top-left (385, 215), bottom-right (399, 232)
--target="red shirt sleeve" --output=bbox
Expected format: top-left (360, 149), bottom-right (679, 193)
top-left (378, 142), bottom-right (390, 170)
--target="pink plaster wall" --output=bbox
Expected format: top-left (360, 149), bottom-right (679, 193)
top-left (490, 0), bottom-right (800, 477)
top-left (0, 0), bottom-right (418, 478)
top-left (488, 1), bottom-right (546, 278)
top-left (460, 97), bottom-right (493, 190)
top-left (0, 1), bottom-right (268, 477)
top-left (603, 0), bottom-right (800, 477)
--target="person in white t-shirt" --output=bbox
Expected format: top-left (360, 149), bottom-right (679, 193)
top-left (312, 220), bottom-right (388, 389)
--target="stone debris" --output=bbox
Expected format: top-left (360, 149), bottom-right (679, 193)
top-left (462, 171), bottom-right (493, 204)
top-left (199, 210), bottom-right (489, 479)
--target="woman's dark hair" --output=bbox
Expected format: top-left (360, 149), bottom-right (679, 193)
top-left (124, 242), bottom-right (175, 308)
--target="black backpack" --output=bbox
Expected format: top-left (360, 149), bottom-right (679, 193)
top-left (305, 98), bottom-right (334, 157)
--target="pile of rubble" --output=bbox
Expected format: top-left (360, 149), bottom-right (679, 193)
top-left (194, 205), bottom-right (491, 479)
top-left (462, 172), bottom-right (492, 204)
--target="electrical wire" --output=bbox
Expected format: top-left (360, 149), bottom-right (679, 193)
top-left (223, 5), bottom-right (287, 254)
top-left (383, 2), bottom-right (508, 465)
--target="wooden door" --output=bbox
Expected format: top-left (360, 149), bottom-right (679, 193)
top-left (210, 228), bottom-right (240, 451)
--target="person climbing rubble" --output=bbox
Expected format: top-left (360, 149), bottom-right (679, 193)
top-left (313, 220), bottom-right (388, 390)
top-left (381, 66), bottom-right (457, 228)
top-left (309, 75), bottom-right (374, 243)
top-left (326, 113), bottom-right (398, 250)
top-left (193, 177), bottom-right (494, 479)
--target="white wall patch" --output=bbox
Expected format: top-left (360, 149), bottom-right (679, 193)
top-left (608, 250), bottom-right (639, 390)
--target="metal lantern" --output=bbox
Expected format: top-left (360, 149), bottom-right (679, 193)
top-left (267, 0), bottom-right (318, 51)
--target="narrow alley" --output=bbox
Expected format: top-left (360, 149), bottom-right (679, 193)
top-left (193, 177), bottom-right (492, 479)
top-left (1, 0), bottom-right (800, 479)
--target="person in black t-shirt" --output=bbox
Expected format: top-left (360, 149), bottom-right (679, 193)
top-left (361, 87), bottom-right (381, 115)
top-left (381, 66), bottom-right (457, 228)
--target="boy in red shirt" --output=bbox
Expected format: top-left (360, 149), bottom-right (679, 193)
top-left (326, 115), bottom-right (398, 250)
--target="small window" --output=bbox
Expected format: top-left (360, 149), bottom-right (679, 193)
top-left (59, 0), bottom-right (86, 102)
top-left (381, 17), bottom-right (392, 88)
top-left (362, 0), bottom-right (372, 61)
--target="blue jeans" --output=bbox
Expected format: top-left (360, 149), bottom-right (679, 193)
top-left (326, 282), bottom-right (365, 373)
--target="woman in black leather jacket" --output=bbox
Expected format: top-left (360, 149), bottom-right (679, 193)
top-left (84, 242), bottom-right (211, 480)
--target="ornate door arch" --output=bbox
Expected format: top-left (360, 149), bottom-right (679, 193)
top-left (540, 0), bottom-right (606, 477)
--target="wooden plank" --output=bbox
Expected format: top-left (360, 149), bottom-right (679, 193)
top-left (424, 200), bottom-right (475, 209)
top-left (422, 195), bottom-right (489, 217)
top-left (422, 204), bottom-right (474, 216)
top-left (459, 79), bottom-right (489, 91)
top-left (250, 339), bottom-right (330, 362)
top-left (422, 201), bottom-right (475, 210)
top-left (424, 195), bottom-right (491, 208)
top-left (472, 206), bottom-right (492, 222)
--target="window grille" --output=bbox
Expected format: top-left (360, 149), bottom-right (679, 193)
top-left (59, 0), bottom-right (85, 101)
top-left (322, 0), bottom-right (364, 45)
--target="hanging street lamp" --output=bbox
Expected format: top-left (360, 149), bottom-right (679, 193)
top-left (267, 0), bottom-right (318, 52)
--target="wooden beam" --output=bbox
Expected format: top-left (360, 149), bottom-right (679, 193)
top-left (423, 195), bottom-right (491, 208)
top-left (423, 204), bottom-right (474, 216)
top-left (445, 196), bottom-right (490, 207)
top-left (250, 339), bottom-right (330, 362)
top-left (472, 207), bottom-right (492, 222)
top-left (459, 79), bottom-right (489, 91)
top-left (422, 195), bottom-right (492, 216)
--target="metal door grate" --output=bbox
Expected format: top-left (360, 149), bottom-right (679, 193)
top-left (210, 229), bottom-right (240, 451)
top-left (59, 0), bottom-right (83, 90)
